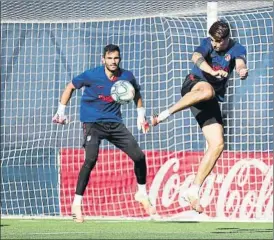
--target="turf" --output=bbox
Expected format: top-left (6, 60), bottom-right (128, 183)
top-left (1, 219), bottom-right (272, 239)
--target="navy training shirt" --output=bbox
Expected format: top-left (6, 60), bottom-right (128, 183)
top-left (72, 66), bottom-right (140, 123)
top-left (191, 37), bottom-right (247, 101)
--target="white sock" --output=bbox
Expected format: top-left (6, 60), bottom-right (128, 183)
top-left (190, 183), bottom-right (201, 196)
top-left (73, 194), bottom-right (83, 206)
top-left (137, 184), bottom-right (147, 196)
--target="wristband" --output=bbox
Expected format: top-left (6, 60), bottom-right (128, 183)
top-left (158, 109), bottom-right (170, 122)
top-left (57, 102), bottom-right (66, 115)
top-left (137, 107), bottom-right (146, 117)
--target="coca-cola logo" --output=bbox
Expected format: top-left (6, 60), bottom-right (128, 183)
top-left (149, 157), bottom-right (273, 220)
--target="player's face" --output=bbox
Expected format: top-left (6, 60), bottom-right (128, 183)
top-left (210, 36), bottom-right (230, 52)
top-left (102, 51), bottom-right (121, 72)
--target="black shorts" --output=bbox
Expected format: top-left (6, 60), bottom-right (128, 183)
top-left (82, 122), bottom-right (144, 161)
top-left (181, 74), bottom-right (223, 128)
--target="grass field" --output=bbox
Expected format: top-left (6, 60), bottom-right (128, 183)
top-left (1, 219), bottom-right (273, 239)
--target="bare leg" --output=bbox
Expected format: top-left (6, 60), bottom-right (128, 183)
top-left (169, 82), bottom-right (215, 115)
top-left (184, 123), bottom-right (224, 213)
top-left (194, 123), bottom-right (224, 185)
top-left (151, 82), bottom-right (215, 126)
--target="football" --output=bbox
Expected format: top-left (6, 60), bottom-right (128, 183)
top-left (111, 80), bottom-right (135, 104)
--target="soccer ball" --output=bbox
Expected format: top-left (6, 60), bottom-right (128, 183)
top-left (111, 80), bottom-right (135, 104)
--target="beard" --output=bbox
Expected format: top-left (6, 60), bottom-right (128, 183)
top-left (105, 64), bottom-right (119, 73)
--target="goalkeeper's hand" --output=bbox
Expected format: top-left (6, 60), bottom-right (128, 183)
top-left (150, 109), bottom-right (170, 126)
top-left (137, 107), bottom-right (149, 134)
top-left (239, 68), bottom-right (249, 80)
top-left (52, 102), bottom-right (68, 125)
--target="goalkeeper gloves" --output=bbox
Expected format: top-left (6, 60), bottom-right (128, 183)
top-left (150, 109), bottom-right (170, 126)
top-left (52, 102), bottom-right (68, 125)
top-left (137, 107), bottom-right (149, 134)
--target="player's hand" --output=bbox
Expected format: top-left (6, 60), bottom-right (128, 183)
top-left (52, 113), bottom-right (68, 125)
top-left (210, 69), bottom-right (228, 78)
top-left (150, 109), bottom-right (170, 126)
top-left (52, 102), bottom-right (68, 125)
top-left (239, 68), bottom-right (248, 80)
top-left (137, 107), bottom-right (149, 134)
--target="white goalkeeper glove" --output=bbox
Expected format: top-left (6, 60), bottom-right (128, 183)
top-left (151, 109), bottom-right (170, 126)
top-left (52, 102), bottom-right (68, 125)
top-left (137, 107), bottom-right (149, 134)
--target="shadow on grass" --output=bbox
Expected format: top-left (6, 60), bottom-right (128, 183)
top-left (212, 228), bottom-right (273, 234)
top-left (154, 221), bottom-right (199, 224)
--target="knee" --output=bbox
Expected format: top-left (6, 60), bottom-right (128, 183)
top-left (209, 140), bottom-right (224, 155)
top-left (83, 158), bottom-right (97, 170)
top-left (126, 140), bottom-right (146, 163)
top-left (83, 144), bottom-right (99, 170)
top-left (193, 82), bottom-right (215, 101)
top-left (132, 150), bottom-right (146, 163)
top-left (83, 152), bottom-right (98, 170)
top-left (201, 88), bottom-right (215, 101)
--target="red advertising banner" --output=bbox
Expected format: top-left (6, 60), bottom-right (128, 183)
top-left (60, 149), bottom-right (273, 221)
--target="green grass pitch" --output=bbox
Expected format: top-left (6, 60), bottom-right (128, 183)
top-left (1, 219), bottom-right (273, 239)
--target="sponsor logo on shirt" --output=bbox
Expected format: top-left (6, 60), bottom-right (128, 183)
top-left (212, 65), bottom-right (229, 72)
top-left (98, 94), bottom-right (114, 103)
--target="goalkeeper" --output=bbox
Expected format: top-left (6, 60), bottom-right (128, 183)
top-left (53, 44), bottom-right (154, 222)
top-left (151, 20), bottom-right (248, 213)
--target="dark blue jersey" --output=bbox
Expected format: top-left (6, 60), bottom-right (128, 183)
top-left (72, 66), bottom-right (140, 123)
top-left (191, 37), bottom-right (246, 101)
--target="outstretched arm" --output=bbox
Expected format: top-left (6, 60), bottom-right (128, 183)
top-left (53, 82), bottom-right (76, 125)
top-left (60, 82), bottom-right (76, 105)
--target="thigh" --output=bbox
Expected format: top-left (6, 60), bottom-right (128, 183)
top-left (81, 123), bottom-right (103, 161)
top-left (82, 123), bottom-right (102, 147)
top-left (107, 123), bottom-right (144, 160)
top-left (181, 74), bottom-right (205, 97)
top-left (202, 123), bottom-right (224, 146)
top-left (190, 98), bottom-right (223, 128)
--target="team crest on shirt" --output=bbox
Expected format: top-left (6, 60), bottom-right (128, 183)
top-left (87, 136), bottom-right (91, 142)
top-left (224, 54), bottom-right (231, 61)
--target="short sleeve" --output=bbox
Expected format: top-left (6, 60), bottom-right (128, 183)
top-left (233, 44), bottom-right (247, 64)
top-left (72, 71), bottom-right (90, 89)
top-left (194, 38), bottom-right (212, 57)
top-left (131, 78), bottom-right (141, 92)
top-left (127, 72), bottom-right (141, 92)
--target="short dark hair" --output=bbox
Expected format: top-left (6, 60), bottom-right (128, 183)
top-left (209, 20), bottom-right (230, 41)
top-left (103, 44), bottom-right (120, 57)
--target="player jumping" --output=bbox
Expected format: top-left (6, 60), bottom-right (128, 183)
top-left (151, 20), bottom-right (248, 213)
